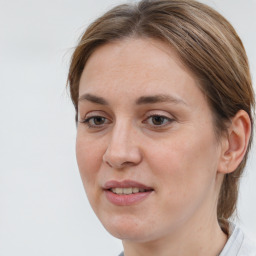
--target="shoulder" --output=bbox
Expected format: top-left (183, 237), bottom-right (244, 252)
top-left (220, 222), bottom-right (256, 256)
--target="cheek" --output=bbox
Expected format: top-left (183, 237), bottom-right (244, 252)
top-left (76, 134), bottom-right (104, 192)
top-left (146, 129), bottom-right (220, 201)
top-left (75, 133), bottom-right (109, 216)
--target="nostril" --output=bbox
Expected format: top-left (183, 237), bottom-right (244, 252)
top-left (122, 161), bottom-right (134, 167)
top-left (104, 160), bottom-right (133, 169)
top-left (102, 142), bottom-right (143, 168)
top-left (105, 160), bottom-right (113, 168)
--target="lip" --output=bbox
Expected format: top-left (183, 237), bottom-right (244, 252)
top-left (103, 180), bottom-right (154, 206)
top-left (103, 180), bottom-right (153, 190)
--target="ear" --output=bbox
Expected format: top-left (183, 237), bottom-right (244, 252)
top-left (218, 110), bottom-right (251, 174)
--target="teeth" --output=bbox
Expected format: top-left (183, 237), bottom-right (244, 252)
top-left (115, 188), bottom-right (122, 194)
top-left (124, 188), bottom-right (132, 194)
top-left (132, 187), bottom-right (139, 193)
top-left (110, 187), bottom-right (147, 195)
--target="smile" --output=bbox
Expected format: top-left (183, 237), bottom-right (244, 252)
top-left (103, 180), bottom-right (154, 206)
top-left (110, 187), bottom-right (149, 194)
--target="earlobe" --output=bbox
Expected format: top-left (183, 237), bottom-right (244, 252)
top-left (218, 110), bottom-right (251, 174)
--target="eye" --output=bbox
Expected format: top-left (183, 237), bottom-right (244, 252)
top-left (145, 114), bottom-right (174, 127)
top-left (80, 116), bottom-right (109, 128)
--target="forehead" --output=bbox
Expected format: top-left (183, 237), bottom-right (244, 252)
top-left (79, 38), bottom-right (204, 106)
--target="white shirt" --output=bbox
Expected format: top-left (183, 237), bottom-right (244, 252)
top-left (219, 222), bottom-right (256, 256)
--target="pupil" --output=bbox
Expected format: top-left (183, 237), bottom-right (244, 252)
top-left (94, 117), bottom-right (104, 125)
top-left (153, 116), bottom-right (164, 125)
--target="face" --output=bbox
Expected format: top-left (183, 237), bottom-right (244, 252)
top-left (76, 38), bottom-right (223, 243)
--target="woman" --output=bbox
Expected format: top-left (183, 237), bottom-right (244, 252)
top-left (67, 0), bottom-right (255, 255)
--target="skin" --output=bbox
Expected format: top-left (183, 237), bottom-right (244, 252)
top-left (76, 38), bottom-right (251, 256)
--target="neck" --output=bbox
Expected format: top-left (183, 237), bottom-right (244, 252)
top-left (122, 211), bottom-right (228, 256)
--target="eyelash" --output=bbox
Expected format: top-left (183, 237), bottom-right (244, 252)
top-left (81, 116), bottom-right (109, 128)
top-left (80, 114), bottom-right (174, 129)
top-left (144, 114), bottom-right (174, 128)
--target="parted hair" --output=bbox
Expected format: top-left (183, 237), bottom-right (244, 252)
top-left (67, 0), bottom-right (255, 232)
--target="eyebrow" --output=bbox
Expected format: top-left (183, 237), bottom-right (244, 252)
top-left (135, 94), bottom-right (187, 106)
top-left (78, 93), bottom-right (108, 105)
top-left (78, 93), bottom-right (187, 106)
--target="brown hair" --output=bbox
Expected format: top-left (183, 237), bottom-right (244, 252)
top-left (67, 0), bottom-right (255, 231)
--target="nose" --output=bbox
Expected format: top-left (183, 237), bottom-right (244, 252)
top-left (103, 122), bottom-right (142, 169)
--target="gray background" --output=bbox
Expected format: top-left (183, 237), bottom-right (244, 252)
top-left (0, 0), bottom-right (255, 255)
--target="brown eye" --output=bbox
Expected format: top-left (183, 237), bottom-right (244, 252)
top-left (145, 115), bottom-right (174, 128)
top-left (151, 116), bottom-right (166, 125)
top-left (93, 116), bottom-right (106, 125)
top-left (81, 115), bottom-right (109, 128)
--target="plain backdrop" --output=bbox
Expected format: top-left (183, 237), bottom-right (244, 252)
top-left (0, 0), bottom-right (255, 255)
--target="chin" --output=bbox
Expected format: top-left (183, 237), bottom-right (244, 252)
top-left (100, 213), bottom-right (159, 242)
top-left (108, 228), bottom-right (153, 243)
top-left (104, 215), bottom-right (141, 236)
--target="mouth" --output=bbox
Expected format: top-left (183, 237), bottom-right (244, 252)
top-left (103, 180), bottom-right (154, 206)
top-left (109, 187), bottom-right (152, 195)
